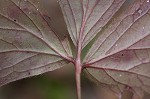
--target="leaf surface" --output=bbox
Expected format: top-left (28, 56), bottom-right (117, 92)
top-left (0, 0), bottom-right (71, 86)
top-left (59, 0), bottom-right (126, 48)
top-left (84, 0), bottom-right (150, 97)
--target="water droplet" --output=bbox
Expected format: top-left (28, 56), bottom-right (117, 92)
top-left (119, 74), bottom-right (122, 77)
top-left (138, 9), bottom-right (142, 14)
top-left (37, 9), bottom-right (39, 11)
top-left (143, 27), bottom-right (145, 29)
top-left (147, 0), bottom-right (149, 2)
top-left (115, 44), bottom-right (118, 47)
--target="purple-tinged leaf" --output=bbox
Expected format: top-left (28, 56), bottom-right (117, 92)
top-left (59, 0), bottom-right (126, 48)
top-left (1, 0), bottom-right (150, 99)
top-left (84, 0), bottom-right (150, 98)
top-left (0, 0), bottom-right (72, 86)
top-left (62, 37), bottom-right (73, 58)
top-left (0, 52), bottom-right (68, 87)
top-left (84, 0), bottom-right (150, 63)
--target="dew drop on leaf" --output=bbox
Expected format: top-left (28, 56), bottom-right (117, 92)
top-left (119, 74), bottom-right (122, 77)
top-left (138, 9), bottom-right (142, 14)
top-left (143, 27), bottom-right (145, 29)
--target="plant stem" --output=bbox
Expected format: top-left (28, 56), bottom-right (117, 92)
top-left (75, 55), bottom-right (82, 99)
top-left (75, 12), bottom-right (84, 98)
top-left (75, 64), bottom-right (82, 99)
top-left (75, 38), bottom-right (82, 99)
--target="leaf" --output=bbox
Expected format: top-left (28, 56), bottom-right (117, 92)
top-left (0, 0), bottom-right (72, 86)
top-left (84, 0), bottom-right (150, 98)
top-left (59, 0), bottom-right (126, 48)
top-left (1, 0), bottom-right (150, 99)
top-left (62, 37), bottom-right (73, 58)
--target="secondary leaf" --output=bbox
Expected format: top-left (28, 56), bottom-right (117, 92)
top-left (59, 0), bottom-right (126, 48)
top-left (62, 37), bottom-right (73, 58)
top-left (84, 0), bottom-right (150, 98)
top-left (0, 0), bottom-right (72, 86)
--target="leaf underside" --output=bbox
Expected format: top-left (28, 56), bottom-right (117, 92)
top-left (59, 0), bottom-right (150, 98)
top-left (0, 0), bottom-right (72, 86)
top-left (0, 0), bottom-right (150, 99)
top-left (83, 0), bottom-right (150, 97)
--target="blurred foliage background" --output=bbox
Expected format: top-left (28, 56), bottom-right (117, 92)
top-left (0, 0), bottom-right (150, 99)
top-left (0, 64), bottom-right (116, 99)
